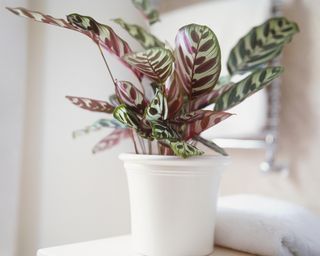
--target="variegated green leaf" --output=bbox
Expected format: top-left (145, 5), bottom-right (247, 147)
top-left (124, 47), bottom-right (174, 83)
top-left (227, 17), bottom-right (299, 74)
top-left (115, 80), bottom-right (148, 114)
top-left (151, 122), bottom-right (179, 141)
top-left (214, 66), bottom-right (284, 111)
top-left (72, 119), bottom-right (125, 139)
top-left (145, 89), bottom-right (168, 122)
top-left (132, 0), bottom-right (160, 25)
top-left (113, 18), bottom-right (165, 49)
top-left (92, 128), bottom-right (131, 154)
top-left (169, 141), bottom-right (204, 158)
top-left (175, 24), bottom-right (221, 98)
top-left (195, 136), bottom-right (227, 156)
top-left (113, 105), bottom-right (141, 130)
top-left (66, 96), bottom-right (114, 113)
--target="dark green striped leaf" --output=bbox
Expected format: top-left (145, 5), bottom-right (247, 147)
top-left (195, 136), bottom-right (228, 156)
top-left (115, 80), bottom-right (148, 114)
top-left (113, 105), bottom-right (141, 130)
top-left (227, 17), bottom-right (299, 74)
top-left (214, 66), bottom-right (284, 111)
top-left (151, 122), bottom-right (179, 141)
top-left (132, 0), bottom-right (160, 25)
top-left (124, 47), bottom-right (174, 83)
top-left (113, 18), bottom-right (165, 49)
top-left (175, 24), bottom-right (221, 98)
top-left (145, 89), bottom-right (168, 122)
top-left (169, 141), bottom-right (204, 158)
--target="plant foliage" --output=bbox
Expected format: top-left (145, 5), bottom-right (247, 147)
top-left (7, 1), bottom-right (299, 158)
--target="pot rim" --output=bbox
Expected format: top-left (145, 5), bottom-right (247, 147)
top-left (119, 153), bottom-right (230, 167)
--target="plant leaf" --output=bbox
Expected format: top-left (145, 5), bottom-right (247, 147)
top-left (113, 18), bottom-right (165, 49)
top-left (7, 8), bottom-right (130, 61)
top-left (175, 24), bottom-right (221, 98)
top-left (113, 104), bottom-right (141, 130)
top-left (92, 128), bottom-right (131, 154)
top-left (189, 83), bottom-right (234, 111)
top-left (115, 80), bottom-right (148, 114)
top-left (166, 71), bottom-right (184, 118)
top-left (66, 13), bottom-right (143, 80)
top-left (151, 122), bottom-right (180, 141)
top-left (214, 66), bottom-right (284, 111)
top-left (132, 0), bottom-right (160, 25)
top-left (195, 136), bottom-right (227, 156)
top-left (72, 119), bottom-right (125, 139)
top-left (66, 96), bottom-right (114, 113)
top-left (145, 89), bottom-right (168, 122)
top-left (66, 13), bottom-right (132, 57)
top-left (124, 47), bottom-right (174, 84)
top-left (227, 17), bottom-right (299, 74)
top-left (169, 141), bottom-right (204, 158)
top-left (6, 7), bottom-right (143, 80)
top-left (181, 111), bottom-right (232, 140)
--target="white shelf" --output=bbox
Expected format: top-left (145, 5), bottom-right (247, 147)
top-left (37, 235), bottom-right (251, 256)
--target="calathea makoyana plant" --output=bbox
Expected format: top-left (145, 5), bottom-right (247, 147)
top-left (7, 0), bottom-right (299, 158)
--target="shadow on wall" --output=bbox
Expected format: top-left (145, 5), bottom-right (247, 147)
top-left (16, 0), bottom-right (47, 255)
top-left (280, 0), bottom-right (316, 181)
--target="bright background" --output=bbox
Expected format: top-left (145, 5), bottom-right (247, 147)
top-left (1, 0), bottom-right (320, 256)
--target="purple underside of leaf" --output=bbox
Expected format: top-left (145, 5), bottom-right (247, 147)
top-left (115, 80), bottom-right (148, 114)
top-left (92, 128), bottom-right (131, 153)
top-left (181, 111), bottom-right (233, 140)
top-left (6, 7), bottom-right (143, 80)
top-left (66, 96), bottom-right (114, 113)
top-left (190, 83), bottom-right (234, 111)
top-left (165, 72), bottom-right (184, 118)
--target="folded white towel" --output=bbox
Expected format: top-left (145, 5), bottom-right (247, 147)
top-left (215, 194), bottom-right (320, 256)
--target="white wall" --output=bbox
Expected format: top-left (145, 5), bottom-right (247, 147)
top-left (0, 1), bottom-right (27, 256)
top-left (15, 1), bottom-right (146, 256)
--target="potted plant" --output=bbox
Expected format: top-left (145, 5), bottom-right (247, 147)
top-left (7, 1), bottom-right (299, 255)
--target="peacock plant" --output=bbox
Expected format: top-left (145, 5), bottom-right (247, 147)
top-left (7, 1), bottom-right (299, 158)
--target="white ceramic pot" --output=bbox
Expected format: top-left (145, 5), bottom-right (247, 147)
top-left (119, 153), bottom-right (229, 256)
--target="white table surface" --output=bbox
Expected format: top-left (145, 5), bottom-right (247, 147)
top-left (37, 235), bottom-right (251, 256)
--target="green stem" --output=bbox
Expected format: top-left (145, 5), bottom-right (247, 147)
top-left (131, 130), bottom-right (139, 154)
top-left (98, 44), bottom-right (116, 85)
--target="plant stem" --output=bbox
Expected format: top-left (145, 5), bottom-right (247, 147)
top-left (148, 140), bottom-right (152, 155)
top-left (157, 142), bottom-right (161, 155)
top-left (139, 137), bottom-right (146, 154)
top-left (97, 44), bottom-right (116, 85)
top-left (131, 130), bottom-right (139, 154)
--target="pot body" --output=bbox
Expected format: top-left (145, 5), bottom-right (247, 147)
top-left (119, 154), bottom-right (229, 256)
